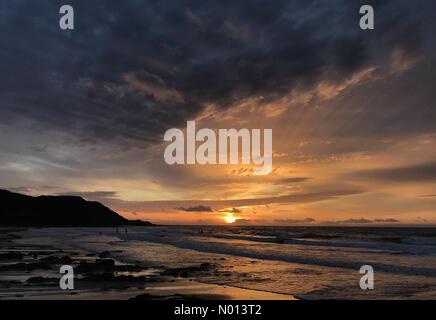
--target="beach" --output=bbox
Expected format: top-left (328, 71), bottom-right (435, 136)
top-left (0, 228), bottom-right (293, 300)
top-left (1, 226), bottom-right (436, 300)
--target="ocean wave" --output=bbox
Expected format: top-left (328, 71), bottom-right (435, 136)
top-left (162, 228), bottom-right (436, 256)
top-left (120, 227), bottom-right (436, 278)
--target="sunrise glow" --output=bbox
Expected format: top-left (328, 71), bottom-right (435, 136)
top-left (224, 215), bottom-right (236, 224)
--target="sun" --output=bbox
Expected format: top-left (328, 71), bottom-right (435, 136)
top-left (224, 215), bottom-right (236, 224)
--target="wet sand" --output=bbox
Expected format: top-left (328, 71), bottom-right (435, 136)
top-left (0, 228), bottom-right (294, 300)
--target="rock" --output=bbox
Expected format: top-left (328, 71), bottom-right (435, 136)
top-left (200, 262), bottom-right (214, 268)
top-left (75, 259), bottom-right (115, 273)
top-left (161, 263), bottom-right (216, 278)
top-left (0, 262), bottom-right (50, 271)
top-left (82, 272), bottom-right (116, 282)
top-left (113, 264), bottom-right (143, 272)
top-left (81, 272), bottom-right (149, 283)
top-left (39, 255), bottom-right (73, 264)
top-left (98, 251), bottom-right (111, 258)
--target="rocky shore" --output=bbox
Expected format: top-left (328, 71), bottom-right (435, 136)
top-left (0, 228), bottom-right (293, 300)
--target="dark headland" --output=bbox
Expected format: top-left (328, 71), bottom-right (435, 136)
top-left (0, 189), bottom-right (152, 227)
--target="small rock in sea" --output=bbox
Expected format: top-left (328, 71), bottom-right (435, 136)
top-left (82, 272), bottom-right (116, 282)
top-left (39, 255), bottom-right (73, 265)
top-left (82, 272), bottom-right (149, 283)
top-left (98, 251), bottom-right (111, 258)
top-left (161, 263), bottom-right (216, 278)
top-left (75, 259), bottom-right (115, 273)
top-left (113, 264), bottom-right (143, 272)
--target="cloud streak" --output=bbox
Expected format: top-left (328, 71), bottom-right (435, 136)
top-left (103, 189), bottom-right (363, 213)
top-left (176, 205), bottom-right (214, 212)
top-left (353, 162), bottom-right (436, 182)
top-left (322, 218), bottom-right (400, 225)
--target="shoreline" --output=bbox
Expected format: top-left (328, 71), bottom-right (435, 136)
top-left (0, 228), bottom-right (295, 300)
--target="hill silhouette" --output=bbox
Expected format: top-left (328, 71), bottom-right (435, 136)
top-left (0, 189), bottom-right (152, 227)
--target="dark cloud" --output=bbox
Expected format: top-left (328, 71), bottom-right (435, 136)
top-left (104, 189), bottom-right (362, 213)
top-left (274, 218), bottom-right (316, 225)
top-left (374, 219), bottom-right (399, 223)
top-left (219, 207), bottom-right (242, 213)
top-left (1, 0), bottom-right (433, 151)
top-left (233, 219), bottom-right (251, 225)
top-left (336, 218), bottom-right (373, 224)
top-left (220, 189), bottom-right (363, 207)
top-left (353, 162), bottom-right (436, 182)
top-left (176, 205), bottom-right (213, 212)
top-left (323, 218), bottom-right (399, 225)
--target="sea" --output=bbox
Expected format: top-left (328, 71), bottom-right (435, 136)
top-left (22, 226), bottom-right (436, 299)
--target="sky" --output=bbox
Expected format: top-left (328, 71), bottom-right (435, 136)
top-left (1, 0), bottom-right (436, 225)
